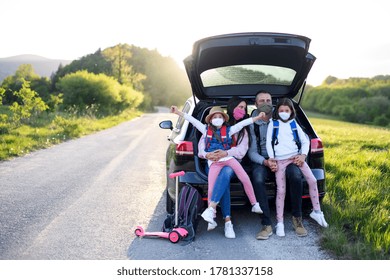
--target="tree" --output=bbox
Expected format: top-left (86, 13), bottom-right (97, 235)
top-left (1, 64), bottom-right (51, 105)
top-left (51, 49), bottom-right (112, 91)
top-left (0, 87), bottom-right (4, 104)
top-left (102, 44), bottom-right (135, 85)
top-left (9, 80), bottom-right (48, 125)
top-left (128, 45), bottom-right (191, 107)
top-left (323, 76), bottom-right (338, 85)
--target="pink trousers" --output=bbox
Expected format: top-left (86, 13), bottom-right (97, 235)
top-left (208, 158), bottom-right (257, 205)
top-left (275, 158), bottom-right (321, 222)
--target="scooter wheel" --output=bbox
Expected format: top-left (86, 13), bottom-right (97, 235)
top-left (134, 228), bottom-right (142, 237)
top-left (168, 231), bottom-right (181, 243)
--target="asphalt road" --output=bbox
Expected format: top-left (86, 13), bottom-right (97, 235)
top-left (0, 110), bottom-right (332, 260)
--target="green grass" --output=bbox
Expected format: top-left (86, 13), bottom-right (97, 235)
top-left (310, 118), bottom-right (390, 259)
top-left (0, 109), bottom-right (141, 160)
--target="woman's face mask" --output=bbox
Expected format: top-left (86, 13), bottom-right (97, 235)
top-left (233, 107), bottom-right (246, 120)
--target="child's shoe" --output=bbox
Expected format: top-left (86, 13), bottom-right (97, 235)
top-left (224, 221), bottom-right (236, 239)
top-left (207, 220), bottom-right (217, 231)
top-left (201, 206), bottom-right (216, 224)
top-left (276, 222), bottom-right (285, 237)
top-left (310, 211), bottom-right (329, 228)
top-left (251, 202), bottom-right (263, 214)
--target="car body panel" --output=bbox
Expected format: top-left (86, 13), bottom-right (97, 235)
top-left (184, 32), bottom-right (316, 101)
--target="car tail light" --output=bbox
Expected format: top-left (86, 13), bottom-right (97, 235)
top-left (176, 141), bottom-right (193, 156)
top-left (310, 138), bottom-right (324, 154)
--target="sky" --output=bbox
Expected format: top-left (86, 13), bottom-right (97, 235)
top-left (1, 0), bottom-right (389, 86)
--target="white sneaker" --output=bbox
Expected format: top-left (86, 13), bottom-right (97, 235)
top-left (251, 202), bottom-right (263, 214)
top-left (310, 211), bottom-right (329, 228)
top-left (276, 222), bottom-right (285, 237)
top-left (224, 221), bottom-right (236, 239)
top-left (201, 207), bottom-right (216, 224)
top-left (207, 220), bottom-right (217, 231)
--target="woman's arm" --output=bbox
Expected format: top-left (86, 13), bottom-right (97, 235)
top-left (229, 113), bottom-right (265, 136)
top-left (227, 130), bottom-right (249, 160)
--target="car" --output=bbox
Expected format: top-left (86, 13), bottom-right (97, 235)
top-left (159, 32), bottom-right (325, 213)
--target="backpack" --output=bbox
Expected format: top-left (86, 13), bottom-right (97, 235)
top-left (271, 119), bottom-right (301, 157)
top-left (162, 184), bottom-right (203, 245)
top-left (205, 125), bottom-right (235, 151)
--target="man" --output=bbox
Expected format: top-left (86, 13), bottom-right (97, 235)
top-left (248, 90), bottom-right (307, 239)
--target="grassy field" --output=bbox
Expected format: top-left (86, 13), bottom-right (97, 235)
top-left (0, 108), bottom-right (141, 160)
top-left (309, 117), bottom-right (390, 259)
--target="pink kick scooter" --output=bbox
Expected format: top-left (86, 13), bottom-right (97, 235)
top-left (134, 171), bottom-right (188, 243)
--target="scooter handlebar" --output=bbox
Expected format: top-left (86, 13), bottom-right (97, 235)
top-left (169, 171), bottom-right (185, 179)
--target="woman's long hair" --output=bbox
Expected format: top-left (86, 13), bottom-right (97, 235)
top-left (226, 97), bottom-right (251, 146)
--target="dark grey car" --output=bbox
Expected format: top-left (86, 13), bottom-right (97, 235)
top-left (160, 32), bottom-right (325, 213)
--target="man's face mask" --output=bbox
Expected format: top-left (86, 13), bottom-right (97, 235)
top-left (258, 103), bottom-right (273, 115)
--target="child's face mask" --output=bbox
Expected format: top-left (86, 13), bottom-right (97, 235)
top-left (211, 117), bottom-right (224, 127)
top-left (279, 112), bottom-right (291, 121)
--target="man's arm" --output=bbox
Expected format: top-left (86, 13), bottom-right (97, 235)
top-left (247, 123), bottom-right (266, 165)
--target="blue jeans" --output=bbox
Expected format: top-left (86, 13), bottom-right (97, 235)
top-left (252, 163), bottom-right (303, 226)
top-left (206, 165), bottom-right (234, 219)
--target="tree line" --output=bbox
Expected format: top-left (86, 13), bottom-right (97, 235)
top-left (2, 46), bottom-right (389, 129)
top-left (0, 44), bottom-right (191, 127)
top-left (302, 75), bottom-right (390, 127)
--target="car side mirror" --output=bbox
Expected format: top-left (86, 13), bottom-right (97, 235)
top-left (159, 120), bottom-right (173, 130)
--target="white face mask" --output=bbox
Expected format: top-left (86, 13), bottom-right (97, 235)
top-left (211, 118), bottom-right (224, 127)
top-left (279, 112), bottom-right (291, 121)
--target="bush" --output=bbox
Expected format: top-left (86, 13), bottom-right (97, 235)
top-left (57, 70), bottom-right (143, 116)
top-left (51, 116), bottom-right (82, 138)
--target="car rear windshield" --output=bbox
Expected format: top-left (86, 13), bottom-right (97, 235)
top-left (200, 65), bottom-right (296, 87)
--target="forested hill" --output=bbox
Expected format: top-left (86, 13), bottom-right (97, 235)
top-left (51, 45), bottom-right (191, 108)
top-left (302, 75), bottom-right (390, 127)
top-left (0, 55), bottom-right (71, 82)
top-left (1, 45), bottom-right (192, 109)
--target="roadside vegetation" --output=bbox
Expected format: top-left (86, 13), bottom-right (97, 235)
top-left (303, 75), bottom-right (390, 127)
top-left (310, 117), bottom-right (390, 259)
top-left (0, 104), bottom-right (141, 160)
top-left (0, 44), bottom-right (191, 160)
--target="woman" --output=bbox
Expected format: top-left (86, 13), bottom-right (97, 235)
top-left (198, 97), bottom-right (252, 239)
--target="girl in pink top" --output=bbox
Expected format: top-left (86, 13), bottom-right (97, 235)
top-left (171, 105), bottom-right (264, 229)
